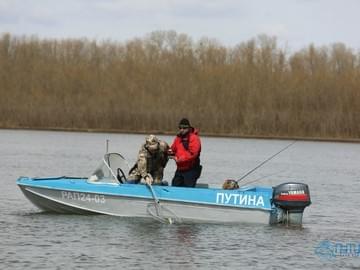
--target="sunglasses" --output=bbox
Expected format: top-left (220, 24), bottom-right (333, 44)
top-left (178, 126), bottom-right (189, 129)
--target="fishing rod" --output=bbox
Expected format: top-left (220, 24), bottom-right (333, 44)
top-left (237, 140), bottom-right (297, 183)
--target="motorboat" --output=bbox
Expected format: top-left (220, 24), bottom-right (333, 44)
top-left (17, 153), bottom-right (311, 225)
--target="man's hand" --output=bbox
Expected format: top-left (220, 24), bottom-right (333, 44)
top-left (167, 149), bottom-right (174, 156)
top-left (167, 149), bottom-right (179, 161)
top-left (145, 174), bottom-right (154, 185)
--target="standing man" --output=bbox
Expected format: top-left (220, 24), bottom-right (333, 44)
top-left (127, 135), bottom-right (170, 185)
top-left (169, 118), bottom-right (202, 187)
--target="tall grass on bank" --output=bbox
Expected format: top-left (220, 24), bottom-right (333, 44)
top-left (1, 32), bottom-right (360, 139)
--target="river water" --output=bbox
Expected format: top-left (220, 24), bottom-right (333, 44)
top-left (0, 129), bottom-right (359, 269)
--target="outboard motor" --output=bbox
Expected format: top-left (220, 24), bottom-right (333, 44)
top-left (272, 182), bottom-right (311, 225)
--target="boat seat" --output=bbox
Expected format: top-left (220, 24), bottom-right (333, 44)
top-left (195, 183), bottom-right (209, 188)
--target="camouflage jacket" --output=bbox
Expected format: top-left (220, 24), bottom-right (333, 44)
top-left (135, 141), bottom-right (169, 178)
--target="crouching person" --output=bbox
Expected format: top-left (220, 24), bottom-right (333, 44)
top-left (127, 135), bottom-right (169, 185)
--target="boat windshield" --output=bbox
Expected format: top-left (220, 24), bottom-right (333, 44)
top-left (88, 153), bottom-right (130, 184)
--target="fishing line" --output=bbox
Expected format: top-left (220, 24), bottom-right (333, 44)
top-left (237, 140), bottom-right (297, 183)
top-left (238, 169), bottom-right (287, 187)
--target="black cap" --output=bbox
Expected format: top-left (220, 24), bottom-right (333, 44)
top-left (178, 118), bottom-right (191, 128)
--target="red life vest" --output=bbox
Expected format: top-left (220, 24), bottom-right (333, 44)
top-left (171, 128), bottom-right (201, 171)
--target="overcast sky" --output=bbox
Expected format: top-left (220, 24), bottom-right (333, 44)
top-left (1, 0), bottom-right (359, 51)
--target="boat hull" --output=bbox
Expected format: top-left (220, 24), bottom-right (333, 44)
top-left (17, 177), bottom-right (276, 224)
top-left (18, 184), bottom-right (271, 224)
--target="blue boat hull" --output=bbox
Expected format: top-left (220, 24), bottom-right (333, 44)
top-left (16, 176), bottom-right (311, 225)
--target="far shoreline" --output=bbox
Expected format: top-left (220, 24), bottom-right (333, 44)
top-left (2, 126), bottom-right (360, 144)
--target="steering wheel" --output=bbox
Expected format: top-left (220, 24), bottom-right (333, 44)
top-left (116, 168), bottom-right (127, 184)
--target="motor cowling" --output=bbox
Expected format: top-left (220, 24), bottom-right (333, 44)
top-left (273, 182), bottom-right (311, 213)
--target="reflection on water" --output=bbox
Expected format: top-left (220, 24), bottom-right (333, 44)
top-left (1, 129), bottom-right (360, 269)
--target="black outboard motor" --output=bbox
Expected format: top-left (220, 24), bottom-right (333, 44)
top-left (272, 182), bottom-right (311, 225)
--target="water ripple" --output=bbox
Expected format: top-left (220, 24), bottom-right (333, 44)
top-left (1, 131), bottom-right (360, 269)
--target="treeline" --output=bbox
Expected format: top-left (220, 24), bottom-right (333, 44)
top-left (1, 31), bottom-right (360, 139)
